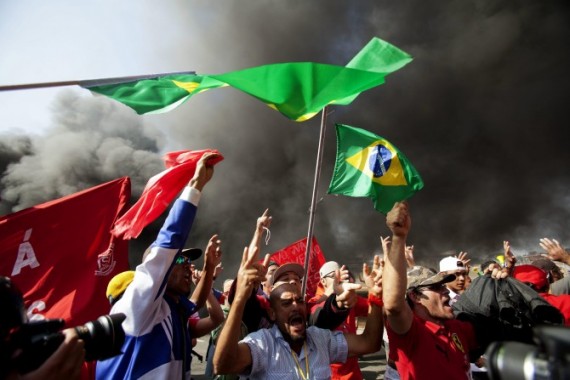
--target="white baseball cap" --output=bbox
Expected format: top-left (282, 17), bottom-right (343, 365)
top-left (319, 261), bottom-right (340, 279)
top-left (439, 256), bottom-right (466, 272)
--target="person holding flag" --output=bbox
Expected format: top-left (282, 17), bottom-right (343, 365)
top-left (96, 151), bottom-right (222, 380)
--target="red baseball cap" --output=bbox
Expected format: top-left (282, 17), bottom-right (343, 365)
top-left (512, 265), bottom-right (548, 290)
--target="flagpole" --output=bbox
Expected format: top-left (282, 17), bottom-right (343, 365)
top-left (0, 71), bottom-right (196, 92)
top-left (301, 106), bottom-right (328, 297)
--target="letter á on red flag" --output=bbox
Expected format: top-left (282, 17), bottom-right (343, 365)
top-left (0, 177), bottom-right (130, 325)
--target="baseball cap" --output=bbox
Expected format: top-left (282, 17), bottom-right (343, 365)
top-left (181, 248), bottom-right (202, 261)
top-left (531, 258), bottom-right (558, 272)
top-left (512, 265), bottom-right (549, 290)
top-left (106, 270), bottom-right (135, 305)
top-left (319, 261), bottom-right (340, 279)
top-left (267, 260), bottom-right (280, 268)
top-left (270, 263), bottom-right (305, 286)
top-left (407, 266), bottom-right (456, 290)
top-left (439, 256), bottom-right (467, 272)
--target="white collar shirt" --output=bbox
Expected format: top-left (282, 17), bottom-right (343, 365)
top-left (240, 324), bottom-right (348, 379)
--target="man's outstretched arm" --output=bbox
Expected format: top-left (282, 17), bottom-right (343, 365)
top-left (382, 202), bottom-right (414, 335)
top-left (213, 247), bottom-right (267, 375)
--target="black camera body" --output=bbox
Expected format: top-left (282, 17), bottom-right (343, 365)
top-left (11, 313), bottom-right (126, 373)
top-left (485, 326), bottom-right (570, 380)
top-left (0, 276), bottom-right (126, 375)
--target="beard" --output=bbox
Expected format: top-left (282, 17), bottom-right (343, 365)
top-left (281, 325), bottom-right (306, 344)
top-left (278, 313), bottom-right (307, 345)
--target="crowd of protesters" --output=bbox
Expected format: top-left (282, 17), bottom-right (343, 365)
top-left (3, 152), bottom-right (570, 380)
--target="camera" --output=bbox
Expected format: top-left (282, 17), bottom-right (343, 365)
top-left (485, 325), bottom-right (570, 380)
top-left (0, 276), bottom-right (126, 375)
top-left (11, 313), bottom-right (126, 373)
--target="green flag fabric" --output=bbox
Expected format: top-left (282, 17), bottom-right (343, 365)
top-left (328, 124), bottom-right (424, 213)
top-left (87, 74), bottom-right (226, 115)
top-left (85, 37), bottom-right (412, 121)
top-left (209, 60), bottom-right (408, 121)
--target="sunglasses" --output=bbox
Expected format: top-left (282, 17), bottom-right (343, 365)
top-left (175, 256), bottom-right (191, 265)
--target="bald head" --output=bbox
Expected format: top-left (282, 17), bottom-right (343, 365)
top-left (269, 283), bottom-right (301, 309)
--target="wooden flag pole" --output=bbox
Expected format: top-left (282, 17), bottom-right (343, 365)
top-left (301, 106), bottom-right (328, 297)
top-left (0, 71), bottom-right (196, 92)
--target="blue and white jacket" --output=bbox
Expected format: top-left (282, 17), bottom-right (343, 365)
top-left (96, 187), bottom-right (201, 380)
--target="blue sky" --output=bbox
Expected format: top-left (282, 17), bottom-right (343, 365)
top-left (0, 1), bottom-right (227, 133)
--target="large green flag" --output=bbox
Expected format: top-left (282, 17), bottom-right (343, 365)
top-left (85, 37), bottom-right (412, 121)
top-left (86, 74), bottom-right (226, 115)
top-left (328, 124), bottom-right (424, 213)
top-left (209, 60), bottom-right (408, 121)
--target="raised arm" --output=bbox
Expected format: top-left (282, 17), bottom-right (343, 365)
top-left (382, 202), bottom-right (414, 335)
top-left (502, 241), bottom-right (516, 275)
top-left (344, 255), bottom-right (384, 357)
top-left (190, 234), bottom-right (222, 310)
top-left (189, 291), bottom-right (225, 338)
top-left (248, 209), bottom-right (272, 255)
top-left (112, 152), bottom-right (220, 334)
top-left (540, 238), bottom-right (570, 266)
top-left (309, 266), bottom-right (359, 328)
top-left (213, 247), bottom-right (268, 375)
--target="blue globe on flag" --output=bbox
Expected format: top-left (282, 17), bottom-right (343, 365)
top-left (368, 144), bottom-right (393, 178)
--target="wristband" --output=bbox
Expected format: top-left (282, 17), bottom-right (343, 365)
top-left (368, 293), bottom-right (383, 308)
top-left (212, 288), bottom-right (223, 301)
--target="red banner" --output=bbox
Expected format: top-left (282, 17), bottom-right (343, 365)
top-left (0, 177), bottom-right (130, 326)
top-left (112, 149), bottom-right (223, 239)
top-left (269, 236), bottom-right (326, 298)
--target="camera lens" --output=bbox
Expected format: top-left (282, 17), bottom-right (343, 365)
top-left (486, 341), bottom-right (550, 380)
top-left (74, 313), bottom-right (126, 361)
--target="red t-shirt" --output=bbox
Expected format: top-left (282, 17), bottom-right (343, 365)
top-left (308, 293), bottom-right (369, 380)
top-left (541, 293), bottom-right (570, 325)
top-left (330, 295), bottom-right (369, 380)
top-left (387, 315), bottom-right (478, 380)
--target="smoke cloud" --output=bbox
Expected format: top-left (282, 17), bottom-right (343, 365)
top-left (1, 0), bottom-right (569, 276)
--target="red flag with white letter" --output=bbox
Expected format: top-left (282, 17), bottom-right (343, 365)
top-left (112, 149), bottom-right (223, 240)
top-left (0, 177), bottom-right (130, 325)
top-left (269, 236), bottom-right (326, 298)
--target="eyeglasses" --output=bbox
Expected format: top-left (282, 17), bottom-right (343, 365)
top-left (175, 256), bottom-right (191, 265)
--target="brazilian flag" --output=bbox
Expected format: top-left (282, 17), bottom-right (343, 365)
top-left (328, 124), bottom-right (424, 213)
top-left (85, 37), bottom-right (411, 120)
top-left (87, 74), bottom-right (226, 115)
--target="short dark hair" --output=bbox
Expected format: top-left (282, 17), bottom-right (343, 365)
top-left (480, 260), bottom-right (498, 272)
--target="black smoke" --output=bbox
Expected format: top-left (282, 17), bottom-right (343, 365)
top-left (1, 0), bottom-right (569, 277)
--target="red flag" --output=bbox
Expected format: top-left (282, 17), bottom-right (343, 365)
top-left (0, 177), bottom-right (130, 326)
top-left (112, 149), bottom-right (223, 239)
top-left (269, 236), bottom-right (326, 298)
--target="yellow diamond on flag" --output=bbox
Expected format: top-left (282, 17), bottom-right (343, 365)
top-left (172, 80), bottom-right (201, 94)
top-left (345, 140), bottom-right (408, 186)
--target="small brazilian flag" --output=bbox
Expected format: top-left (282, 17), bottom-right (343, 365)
top-left (328, 124), bottom-right (424, 213)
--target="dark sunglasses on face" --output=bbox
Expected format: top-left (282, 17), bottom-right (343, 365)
top-left (175, 256), bottom-right (191, 265)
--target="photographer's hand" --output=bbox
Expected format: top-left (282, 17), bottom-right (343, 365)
top-left (16, 329), bottom-right (85, 380)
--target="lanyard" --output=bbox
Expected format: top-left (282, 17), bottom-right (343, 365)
top-left (291, 342), bottom-right (309, 380)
